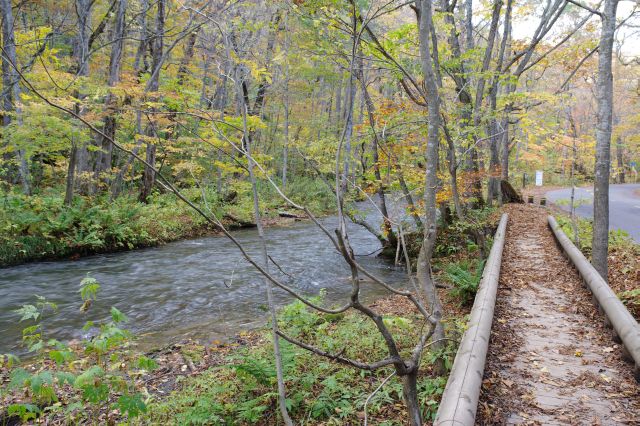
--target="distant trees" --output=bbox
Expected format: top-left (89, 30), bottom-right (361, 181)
top-left (1, 0), bottom-right (30, 195)
top-left (1, 0), bottom-right (636, 213)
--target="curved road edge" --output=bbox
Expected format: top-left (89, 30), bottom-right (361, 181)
top-left (545, 183), bottom-right (640, 242)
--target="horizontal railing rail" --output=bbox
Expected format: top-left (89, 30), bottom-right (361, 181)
top-left (434, 213), bottom-right (509, 426)
top-left (548, 215), bottom-right (640, 380)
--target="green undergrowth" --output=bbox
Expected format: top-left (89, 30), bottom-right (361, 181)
top-left (554, 214), bottom-right (633, 256)
top-left (434, 207), bottom-right (499, 259)
top-left (555, 215), bottom-right (640, 318)
top-left (0, 177), bottom-right (335, 267)
top-left (398, 207), bottom-right (499, 262)
top-left (140, 296), bottom-right (464, 425)
top-left (442, 259), bottom-right (486, 306)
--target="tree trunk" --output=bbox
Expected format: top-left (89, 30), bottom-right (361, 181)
top-left (342, 43), bottom-right (357, 194)
top-left (335, 74), bottom-right (343, 131)
top-left (465, 0), bottom-right (474, 51)
top-left (72, 0), bottom-right (94, 195)
top-left (1, 0), bottom-right (31, 195)
top-left (570, 133), bottom-right (580, 247)
top-left (592, 0), bottom-right (618, 281)
top-left (139, 0), bottom-right (164, 203)
top-left (65, 142), bottom-right (78, 205)
top-left (487, 0), bottom-right (511, 205)
top-left (439, 0), bottom-right (472, 215)
top-left (356, 53), bottom-right (396, 247)
top-left (73, 0), bottom-right (92, 77)
top-left (95, 0), bottom-right (127, 190)
top-left (252, 12), bottom-right (281, 118)
top-left (402, 370), bottom-right (423, 426)
top-left (444, 130), bottom-right (464, 220)
top-left (500, 117), bottom-right (510, 181)
top-left (417, 0), bottom-right (445, 376)
top-left (282, 14), bottom-right (290, 190)
top-left (396, 167), bottom-right (423, 228)
top-left (475, 0), bottom-right (503, 206)
top-left (134, 0), bottom-right (150, 75)
top-left (615, 135), bottom-right (625, 183)
top-left (177, 29), bottom-right (198, 85)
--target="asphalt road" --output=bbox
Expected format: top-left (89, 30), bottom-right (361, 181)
top-left (546, 184), bottom-right (640, 242)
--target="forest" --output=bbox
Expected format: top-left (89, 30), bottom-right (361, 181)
top-left (1, 0), bottom-right (639, 424)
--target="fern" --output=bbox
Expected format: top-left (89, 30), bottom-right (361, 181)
top-left (445, 259), bottom-right (485, 305)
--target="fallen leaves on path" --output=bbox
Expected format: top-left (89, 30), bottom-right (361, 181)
top-left (478, 204), bottom-right (640, 425)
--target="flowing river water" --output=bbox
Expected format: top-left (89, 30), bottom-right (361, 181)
top-left (0, 208), bottom-right (408, 354)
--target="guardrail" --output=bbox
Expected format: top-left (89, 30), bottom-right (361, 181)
top-left (434, 213), bottom-right (509, 426)
top-left (548, 215), bottom-right (640, 380)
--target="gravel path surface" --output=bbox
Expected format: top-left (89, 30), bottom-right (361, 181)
top-left (478, 204), bottom-right (640, 425)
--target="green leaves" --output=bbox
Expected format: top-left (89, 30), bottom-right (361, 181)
top-left (30, 370), bottom-right (57, 403)
top-left (74, 365), bottom-right (105, 388)
top-left (55, 371), bottom-right (76, 386)
top-left (0, 353), bottom-right (20, 368)
top-left (135, 355), bottom-right (158, 371)
top-left (7, 403), bottom-right (40, 422)
top-left (49, 348), bottom-right (74, 365)
top-left (116, 393), bottom-right (147, 418)
top-left (14, 304), bottom-right (40, 322)
top-left (9, 368), bottom-right (31, 390)
top-left (14, 296), bottom-right (57, 324)
top-left (110, 306), bottom-right (128, 323)
top-left (82, 382), bottom-right (109, 404)
top-left (382, 316), bottom-right (413, 329)
top-left (74, 365), bottom-right (109, 403)
top-left (79, 276), bottom-right (101, 301)
top-left (445, 259), bottom-right (486, 306)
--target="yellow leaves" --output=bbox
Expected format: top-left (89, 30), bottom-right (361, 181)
top-left (15, 26), bottom-right (52, 47)
top-left (142, 101), bottom-right (165, 110)
top-left (213, 160), bottom-right (244, 176)
top-left (173, 161), bottom-right (204, 177)
top-left (436, 187), bottom-right (453, 204)
top-left (134, 134), bottom-right (157, 145)
top-left (249, 65), bottom-right (272, 84)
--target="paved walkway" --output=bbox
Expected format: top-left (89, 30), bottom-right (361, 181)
top-left (478, 205), bottom-right (640, 425)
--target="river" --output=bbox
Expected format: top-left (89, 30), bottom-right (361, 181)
top-left (0, 208), bottom-right (408, 354)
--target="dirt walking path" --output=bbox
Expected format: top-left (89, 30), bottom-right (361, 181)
top-left (478, 205), bottom-right (640, 425)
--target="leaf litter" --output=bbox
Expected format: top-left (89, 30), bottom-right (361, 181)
top-left (477, 204), bottom-right (640, 425)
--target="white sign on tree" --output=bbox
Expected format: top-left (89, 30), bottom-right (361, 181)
top-left (535, 170), bottom-right (543, 186)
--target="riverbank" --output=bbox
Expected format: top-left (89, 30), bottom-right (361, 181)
top-left (0, 179), bottom-right (335, 267)
top-left (0, 288), bottom-right (475, 425)
top-left (138, 292), bottom-right (470, 425)
top-left (0, 210), bottom-right (494, 424)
